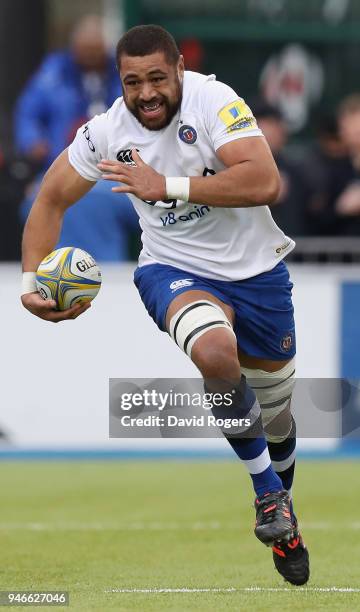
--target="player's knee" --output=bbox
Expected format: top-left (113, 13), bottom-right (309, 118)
top-left (169, 299), bottom-right (236, 358)
top-left (168, 299), bottom-right (239, 385)
top-left (266, 415), bottom-right (296, 446)
top-left (241, 358), bottom-right (296, 442)
top-left (264, 407), bottom-right (292, 442)
top-left (192, 335), bottom-right (240, 381)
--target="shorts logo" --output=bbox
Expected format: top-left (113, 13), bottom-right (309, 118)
top-left (281, 333), bottom-right (293, 352)
top-left (170, 279), bottom-right (194, 292)
top-left (178, 125), bottom-right (197, 144)
top-left (116, 149), bottom-right (139, 165)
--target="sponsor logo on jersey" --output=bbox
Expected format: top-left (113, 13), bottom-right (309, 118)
top-left (83, 125), bottom-right (95, 152)
top-left (178, 125), bottom-right (197, 144)
top-left (227, 119), bottom-right (256, 133)
top-left (218, 99), bottom-right (257, 133)
top-left (280, 332), bottom-right (293, 352)
top-left (276, 240), bottom-right (291, 255)
top-left (170, 279), bottom-right (194, 292)
top-left (116, 148), bottom-right (139, 166)
top-left (160, 206), bottom-right (211, 227)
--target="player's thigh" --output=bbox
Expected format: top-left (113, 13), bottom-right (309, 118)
top-left (231, 262), bottom-right (296, 371)
top-left (237, 347), bottom-right (292, 373)
top-left (166, 291), bottom-right (291, 374)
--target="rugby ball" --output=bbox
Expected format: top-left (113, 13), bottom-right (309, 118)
top-left (36, 247), bottom-right (101, 310)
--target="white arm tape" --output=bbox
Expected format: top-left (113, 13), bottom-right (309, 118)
top-left (165, 177), bottom-right (190, 202)
top-left (21, 272), bottom-right (37, 296)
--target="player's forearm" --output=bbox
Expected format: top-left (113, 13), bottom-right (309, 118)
top-left (99, 142), bottom-right (281, 207)
top-left (188, 162), bottom-right (281, 208)
top-left (22, 198), bottom-right (64, 271)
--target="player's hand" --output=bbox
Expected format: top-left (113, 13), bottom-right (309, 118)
top-left (98, 149), bottom-right (166, 201)
top-left (21, 291), bottom-right (91, 322)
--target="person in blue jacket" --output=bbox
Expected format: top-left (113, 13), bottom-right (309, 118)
top-left (15, 15), bottom-right (139, 261)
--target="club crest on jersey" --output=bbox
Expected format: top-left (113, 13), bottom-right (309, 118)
top-left (280, 333), bottom-right (293, 352)
top-left (116, 148), bottom-right (139, 166)
top-left (170, 279), bottom-right (194, 292)
top-left (178, 125), bottom-right (197, 144)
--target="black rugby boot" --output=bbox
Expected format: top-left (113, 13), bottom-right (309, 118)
top-left (272, 520), bottom-right (310, 585)
top-left (254, 490), bottom-right (293, 546)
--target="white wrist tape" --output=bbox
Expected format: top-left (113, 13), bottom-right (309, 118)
top-left (21, 272), bottom-right (37, 296)
top-left (165, 177), bottom-right (190, 202)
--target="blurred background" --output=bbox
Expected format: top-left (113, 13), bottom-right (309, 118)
top-left (4, 0), bottom-right (360, 261)
top-left (1, 0), bottom-right (360, 457)
top-left (2, 4), bottom-right (360, 605)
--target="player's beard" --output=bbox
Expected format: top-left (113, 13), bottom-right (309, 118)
top-left (124, 78), bottom-right (183, 131)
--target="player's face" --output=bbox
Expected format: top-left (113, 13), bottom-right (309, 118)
top-left (120, 52), bottom-right (184, 130)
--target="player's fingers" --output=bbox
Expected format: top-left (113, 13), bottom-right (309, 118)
top-left (97, 163), bottom-right (120, 175)
top-left (98, 160), bottom-right (132, 173)
top-left (40, 298), bottom-right (57, 309)
top-left (98, 159), bottom-right (119, 167)
top-left (22, 292), bottom-right (56, 309)
top-left (111, 186), bottom-right (137, 194)
top-left (65, 301), bottom-right (91, 316)
top-left (101, 173), bottom-right (130, 183)
top-left (48, 302), bottom-right (91, 322)
top-left (131, 148), bottom-right (145, 166)
top-left (69, 302), bottom-right (92, 319)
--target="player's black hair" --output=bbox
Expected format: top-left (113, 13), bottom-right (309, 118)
top-left (116, 24), bottom-right (180, 70)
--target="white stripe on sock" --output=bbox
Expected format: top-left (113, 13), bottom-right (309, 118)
top-left (271, 448), bottom-right (296, 473)
top-left (243, 447), bottom-right (271, 475)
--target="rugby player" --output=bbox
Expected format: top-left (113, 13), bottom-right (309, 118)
top-left (21, 24), bottom-right (309, 585)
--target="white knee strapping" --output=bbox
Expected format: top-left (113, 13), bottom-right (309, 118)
top-left (169, 300), bottom-right (235, 357)
top-left (241, 358), bottom-right (296, 439)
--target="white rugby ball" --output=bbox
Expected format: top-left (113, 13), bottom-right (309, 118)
top-left (36, 247), bottom-right (102, 310)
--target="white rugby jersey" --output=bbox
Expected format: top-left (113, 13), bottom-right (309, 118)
top-left (68, 71), bottom-right (295, 281)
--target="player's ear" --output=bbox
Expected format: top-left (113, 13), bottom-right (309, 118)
top-left (177, 55), bottom-right (185, 80)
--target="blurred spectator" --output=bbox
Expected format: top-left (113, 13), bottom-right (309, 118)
top-left (15, 15), bottom-right (120, 170)
top-left (14, 15), bottom-right (140, 261)
top-left (301, 114), bottom-right (350, 235)
top-left (335, 94), bottom-right (360, 233)
top-left (252, 100), bottom-right (310, 236)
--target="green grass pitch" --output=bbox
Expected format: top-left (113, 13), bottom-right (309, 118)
top-left (1, 460), bottom-right (360, 611)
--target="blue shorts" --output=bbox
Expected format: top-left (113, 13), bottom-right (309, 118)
top-left (134, 261), bottom-right (296, 360)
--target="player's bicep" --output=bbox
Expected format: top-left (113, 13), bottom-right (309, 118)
top-left (37, 149), bottom-right (95, 210)
top-left (216, 135), bottom-right (276, 169)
